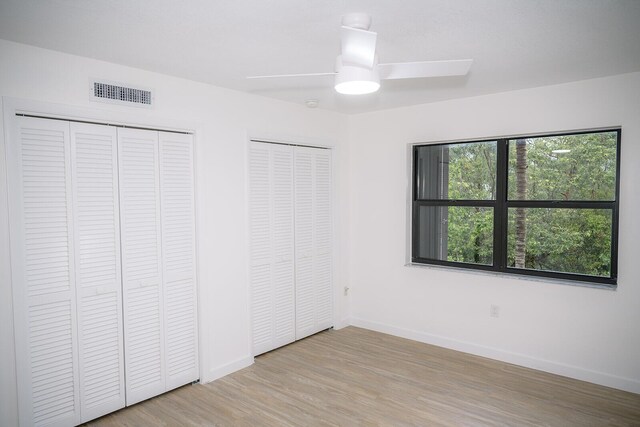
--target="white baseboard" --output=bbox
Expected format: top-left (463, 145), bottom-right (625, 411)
top-left (349, 317), bottom-right (640, 394)
top-left (332, 318), bottom-right (351, 330)
top-left (204, 355), bottom-right (254, 384)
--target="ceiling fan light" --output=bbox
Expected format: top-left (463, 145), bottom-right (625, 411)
top-left (334, 58), bottom-right (380, 95)
top-left (335, 79), bottom-right (380, 95)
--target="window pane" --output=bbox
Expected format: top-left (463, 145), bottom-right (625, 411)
top-left (417, 206), bottom-right (493, 265)
top-left (508, 132), bottom-right (617, 201)
top-left (507, 208), bottom-right (612, 277)
top-left (416, 141), bottom-right (497, 200)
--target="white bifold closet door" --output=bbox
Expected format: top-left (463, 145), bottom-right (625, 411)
top-left (8, 117), bottom-right (82, 427)
top-left (118, 128), bottom-right (199, 405)
top-left (8, 116), bottom-right (198, 425)
top-left (71, 123), bottom-right (126, 422)
top-left (249, 142), bottom-right (296, 355)
top-left (294, 146), bottom-right (333, 339)
top-left (7, 118), bottom-right (126, 426)
top-left (117, 128), bottom-right (166, 405)
top-left (249, 142), bottom-right (332, 356)
top-left (158, 131), bottom-right (199, 390)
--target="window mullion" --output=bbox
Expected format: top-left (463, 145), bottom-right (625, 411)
top-left (494, 139), bottom-right (508, 271)
top-left (507, 200), bottom-right (615, 209)
top-left (414, 200), bottom-right (495, 207)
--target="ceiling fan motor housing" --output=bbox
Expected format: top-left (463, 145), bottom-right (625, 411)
top-left (341, 13), bottom-right (372, 30)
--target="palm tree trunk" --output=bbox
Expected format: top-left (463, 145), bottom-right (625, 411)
top-left (515, 139), bottom-right (527, 268)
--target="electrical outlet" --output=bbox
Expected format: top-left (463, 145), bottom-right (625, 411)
top-left (490, 304), bottom-right (500, 318)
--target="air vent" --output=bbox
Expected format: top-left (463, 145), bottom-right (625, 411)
top-left (90, 81), bottom-right (153, 107)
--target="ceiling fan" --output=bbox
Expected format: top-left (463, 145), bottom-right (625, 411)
top-left (247, 13), bottom-right (473, 95)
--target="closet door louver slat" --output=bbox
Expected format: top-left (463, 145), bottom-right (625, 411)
top-left (8, 117), bottom-right (81, 427)
top-left (159, 132), bottom-right (199, 389)
top-left (118, 128), bottom-right (166, 405)
top-left (71, 123), bottom-right (126, 422)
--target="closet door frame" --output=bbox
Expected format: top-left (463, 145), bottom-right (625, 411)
top-left (2, 97), bottom-right (204, 421)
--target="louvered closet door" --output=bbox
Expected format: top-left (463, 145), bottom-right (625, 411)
top-left (159, 132), bottom-right (199, 389)
top-left (70, 123), bottom-right (126, 422)
top-left (294, 146), bottom-right (333, 340)
top-left (249, 142), bottom-right (296, 355)
top-left (7, 117), bottom-right (81, 427)
top-left (118, 128), bottom-right (166, 405)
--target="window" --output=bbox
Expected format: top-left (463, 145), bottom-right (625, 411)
top-left (412, 129), bottom-right (620, 287)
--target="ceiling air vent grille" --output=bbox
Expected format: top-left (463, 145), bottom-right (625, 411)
top-left (91, 81), bottom-right (153, 107)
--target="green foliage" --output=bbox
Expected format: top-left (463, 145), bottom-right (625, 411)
top-left (447, 142), bottom-right (496, 200)
top-left (507, 133), bottom-right (617, 201)
top-left (444, 142), bottom-right (496, 265)
top-left (506, 208), bottom-right (612, 276)
top-left (442, 133), bottom-right (616, 276)
top-left (446, 207), bottom-right (493, 265)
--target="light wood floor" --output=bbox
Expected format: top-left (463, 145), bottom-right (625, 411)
top-left (86, 327), bottom-right (640, 426)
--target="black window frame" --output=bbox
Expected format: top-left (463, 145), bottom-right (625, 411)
top-left (411, 129), bottom-right (621, 288)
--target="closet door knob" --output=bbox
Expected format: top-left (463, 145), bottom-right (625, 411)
top-left (138, 280), bottom-right (154, 288)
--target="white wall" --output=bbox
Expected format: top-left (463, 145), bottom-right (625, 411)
top-left (0, 39), bottom-right (351, 425)
top-left (348, 72), bottom-right (640, 393)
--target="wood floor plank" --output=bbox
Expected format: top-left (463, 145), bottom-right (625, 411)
top-left (85, 327), bottom-right (640, 426)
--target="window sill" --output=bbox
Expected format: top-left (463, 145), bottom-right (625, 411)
top-left (404, 262), bottom-right (617, 291)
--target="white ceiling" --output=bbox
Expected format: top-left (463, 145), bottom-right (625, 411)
top-left (1, 0), bottom-right (639, 114)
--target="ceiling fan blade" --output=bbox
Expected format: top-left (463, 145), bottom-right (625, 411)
top-left (246, 72), bottom-right (335, 79)
top-left (340, 26), bottom-right (377, 68)
top-left (378, 59), bottom-right (473, 80)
